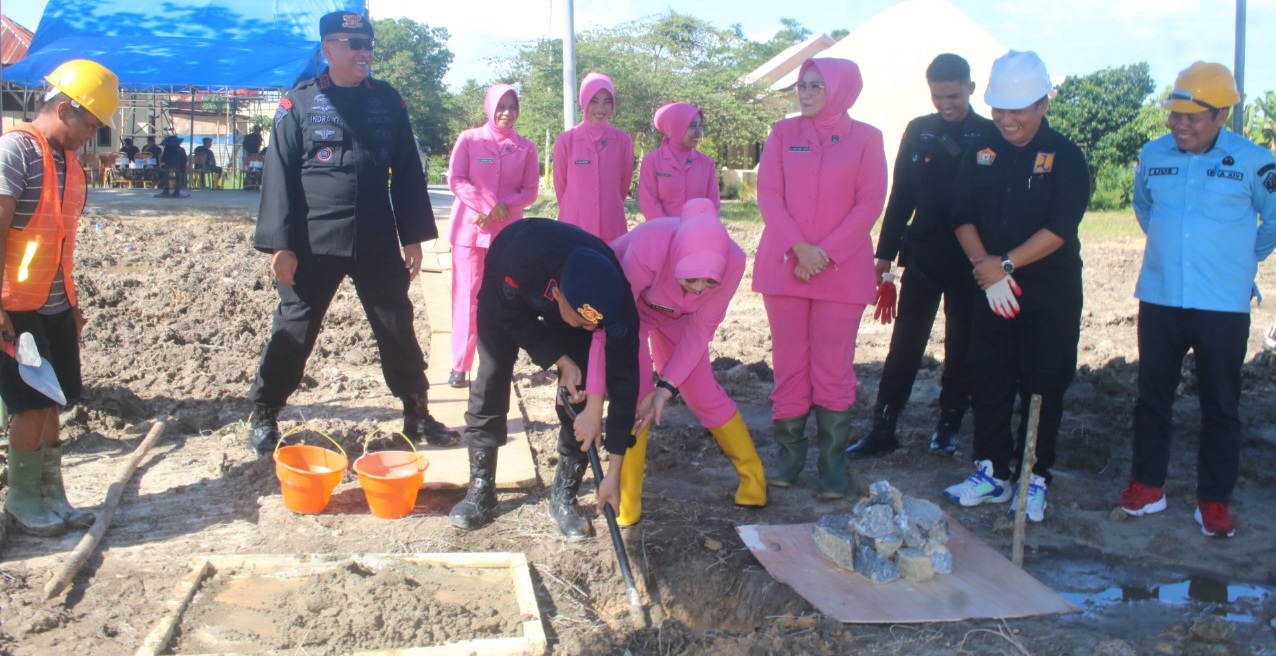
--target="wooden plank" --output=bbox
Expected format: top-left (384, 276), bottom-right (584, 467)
top-left (737, 519), bottom-right (1078, 624)
top-left (133, 558), bottom-right (212, 656)
top-left (142, 552), bottom-right (546, 656)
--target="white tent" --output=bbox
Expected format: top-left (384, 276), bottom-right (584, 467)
top-left (772, 0), bottom-right (1011, 175)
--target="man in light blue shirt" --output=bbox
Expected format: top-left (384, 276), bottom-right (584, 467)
top-left (1117, 62), bottom-right (1276, 539)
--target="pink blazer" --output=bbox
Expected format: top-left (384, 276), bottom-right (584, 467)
top-left (447, 127), bottom-right (539, 249)
top-left (552, 125), bottom-right (635, 242)
top-left (752, 114), bottom-right (887, 304)
top-left (638, 147), bottom-right (720, 220)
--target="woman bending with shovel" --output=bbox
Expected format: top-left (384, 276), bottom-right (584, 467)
top-left (589, 198), bottom-right (767, 525)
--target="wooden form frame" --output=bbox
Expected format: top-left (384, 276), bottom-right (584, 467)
top-left (135, 552), bottom-right (546, 656)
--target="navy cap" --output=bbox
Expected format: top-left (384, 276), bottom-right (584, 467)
top-left (160, 135), bottom-right (183, 146)
top-left (320, 11), bottom-right (374, 38)
top-left (560, 249), bottom-right (623, 331)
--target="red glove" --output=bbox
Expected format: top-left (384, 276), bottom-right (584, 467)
top-left (873, 273), bottom-right (897, 325)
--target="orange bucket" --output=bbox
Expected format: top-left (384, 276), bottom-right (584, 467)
top-left (354, 432), bottom-right (429, 519)
top-left (273, 427), bottom-right (348, 514)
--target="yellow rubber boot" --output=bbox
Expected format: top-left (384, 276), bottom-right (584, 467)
top-left (616, 426), bottom-right (649, 526)
top-left (710, 412), bottom-right (768, 508)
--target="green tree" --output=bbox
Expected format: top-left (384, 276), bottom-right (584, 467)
top-left (1051, 63), bottom-right (1155, 180)
top-left (1243, 90), bottom-right (1276, 154)
top-left (371, 17), bottom-right (454, 152)
top-left (488, 12), bottom-right (781, 175)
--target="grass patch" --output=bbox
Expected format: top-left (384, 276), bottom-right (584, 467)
top-left (720, 200), bottom-right (762, 225)
top-left (1079, 210), bottom-right (1144, 242)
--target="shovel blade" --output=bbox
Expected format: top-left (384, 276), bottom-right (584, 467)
top-left (19, 359), bottom-right (66, 406)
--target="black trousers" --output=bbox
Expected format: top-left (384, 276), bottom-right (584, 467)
top-left (874, 263), bottom-right (975, 416)
top-left (1132, 301), bottom-right (1248, 502)
top-left (249, 253), bottom-right (427, 407)
top-left (968, 282), bottom-right (1081, 482)
top-left (463, 307), bottom-right (591, 462)
top-left (157, 167), bottom-right (187, 193)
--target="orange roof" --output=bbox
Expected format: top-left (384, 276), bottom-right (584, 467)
top-left (2, 15), bottom-right (34, 66)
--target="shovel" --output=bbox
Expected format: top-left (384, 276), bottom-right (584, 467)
top-left (557, 386), bottom-right (649, 627)
top-left (4, 333), bottom-right (67, 406)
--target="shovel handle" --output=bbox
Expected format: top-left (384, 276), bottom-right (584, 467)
top-left (558, 387), bottom-right (646, 624)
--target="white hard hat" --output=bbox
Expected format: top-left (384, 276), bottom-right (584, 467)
top-left (984, 50), bottom-right (1053, 110)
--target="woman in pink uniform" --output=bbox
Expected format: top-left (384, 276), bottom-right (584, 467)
top-left (552, 72), bottom-right (635, 242)
top-left (755, 58), bottom-right (888, 499)
top-left (637, 102), bottom-right (720, 220)
top-left (447, 84), bottom-right (540, 388)
top-left (589, 198), bottom-right (766, 525)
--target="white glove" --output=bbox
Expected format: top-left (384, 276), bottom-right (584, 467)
top-left (985, 274), bottom-right (1022, 319)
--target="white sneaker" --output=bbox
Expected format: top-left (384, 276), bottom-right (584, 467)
top-left (1007, 474), bottom-right (1048, 522)
top-left (944, 460), bottom-right (1012, 507)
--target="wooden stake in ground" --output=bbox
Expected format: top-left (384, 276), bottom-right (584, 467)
top-left (1011, 395), bottom-right (1042, 568)
top-left (45, 420), bottom-right (167, 600)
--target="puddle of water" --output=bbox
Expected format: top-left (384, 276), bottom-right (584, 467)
top-left (1059, 573), bottom-right (1273, 624)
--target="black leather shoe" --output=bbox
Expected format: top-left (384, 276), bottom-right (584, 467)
top-left (448, 371), bottom-right (469, 388)
top-left (402, 392), bottom-right (460, 447)
top-left (248, 404), bottom-right (282, 457)
top-left (844, 405), bottom-right (899, 459)
top-left (929, 409), bottom-right (962, 454)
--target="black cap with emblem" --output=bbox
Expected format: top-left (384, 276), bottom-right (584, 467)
top-left (320, 11), bottom-right (374, 38)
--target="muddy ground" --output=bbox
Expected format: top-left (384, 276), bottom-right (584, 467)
top-left (1, 198), bottom-right (1275, 655)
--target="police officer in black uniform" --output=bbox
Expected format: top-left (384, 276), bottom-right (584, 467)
top-left (847, 54), bottom-right (995, 459)
top-left (942, 51), bottom-right (1089, 521)
top-left (247, 11), bottom-right (457, 455)
top-left (449, 219), bottom-right (640, 539)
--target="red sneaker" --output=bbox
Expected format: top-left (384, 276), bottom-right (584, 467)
top-left (1115, 477), bottom-right (1167, 516)
top-left (1194, 501), bottom-right (1236, 538)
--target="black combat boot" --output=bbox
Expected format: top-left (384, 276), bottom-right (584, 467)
top-left (930, 408), bottom-right (963, 454)
top-left (844, 404), bottom-right (900, 459)
top-left (449, 446), bottom-right (498, 529)
top-left (248, 404), bottom-right (282, 457)
top-left (402, 392), bottom-right (460, 447)
top-left (548, 457), bottom-right (592, 540)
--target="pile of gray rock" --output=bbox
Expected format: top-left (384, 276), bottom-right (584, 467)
top-left (812, 480), bottom-right (953, 584)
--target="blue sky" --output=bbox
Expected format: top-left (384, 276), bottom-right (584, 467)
top-left (8, 0), bottom-right (1275, 96)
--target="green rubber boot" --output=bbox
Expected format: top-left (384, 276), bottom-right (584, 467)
top-left (41, 446), bottom-right (96, 529)
top-left (814, 406), bottom-right (855, 499)
top-left (767, 412), bottom-right (810, 488)
top-left (4, 448), bottom-right (68, 537)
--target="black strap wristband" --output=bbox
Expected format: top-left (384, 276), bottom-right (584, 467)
top-left (655, 378), bottom-right (680, 399)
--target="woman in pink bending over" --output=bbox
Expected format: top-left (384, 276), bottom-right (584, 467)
top-left (552, 72), bottom-right (635, 241)
top-left (447, 84), bottom-right (540, 388)
top-left (601, 199), bottom-right (767, 524)
top-left (754, 58), bottom-right (888, 499)
top-left (637, 102), bottom-right (720, 220)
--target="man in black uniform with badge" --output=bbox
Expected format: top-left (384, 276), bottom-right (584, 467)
top-left (847, 54), bottom-right (994, 459)
top-left (449, 219), bottom-right (640, 539)
top-left (246, 11), bottom-right (457, 455)
top-left (941, 51), bottom-right (1089, 523)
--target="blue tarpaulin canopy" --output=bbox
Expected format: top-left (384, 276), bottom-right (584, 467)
top-left (5, 0), bottom-right (361, 90)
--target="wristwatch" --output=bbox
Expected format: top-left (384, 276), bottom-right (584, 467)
top-left (1000, 255), bottom-right (1015, 275)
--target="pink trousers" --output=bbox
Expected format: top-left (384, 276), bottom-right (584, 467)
top-left (639, 320), bottom-right (738, 429)
top-left (763, 295), bottom-right (865, 419)
top-left (451, 244), bottom-right (485, 373)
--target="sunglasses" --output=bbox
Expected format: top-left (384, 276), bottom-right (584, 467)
top-left (326, 37), bottom-right (375, 51)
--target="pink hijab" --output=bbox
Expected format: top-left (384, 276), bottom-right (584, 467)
top-left (653, 102), bottom-right (702, 160)
top-left (797, 58), bottom-right (864, 137)
top-left (671, 199), bottom-right (729, 283)
top-left (483, 84), bottom-right (519, 146)
top-left (578, 72), bottom-right (616, 141)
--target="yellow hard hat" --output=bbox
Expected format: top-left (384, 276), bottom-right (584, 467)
top-left (1163, 62), bottom-right (1239, 114)
top-left (44, 59), bottom-right (120, 126)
